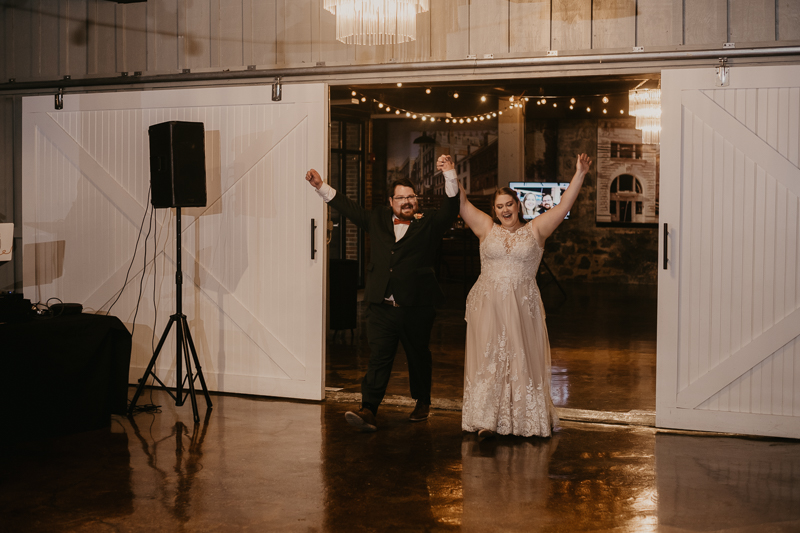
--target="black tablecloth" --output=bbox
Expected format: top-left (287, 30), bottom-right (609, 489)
top-left (0, 313), bottom-right (131, 440)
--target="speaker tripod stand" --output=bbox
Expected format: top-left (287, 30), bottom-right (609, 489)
top-left (128, 208), bottom-right (212, 423)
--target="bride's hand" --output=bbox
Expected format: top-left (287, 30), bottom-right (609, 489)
top-left (437, 155), bottom-right (455, 172)
top-left (576, 153), bottom-right (592, 174)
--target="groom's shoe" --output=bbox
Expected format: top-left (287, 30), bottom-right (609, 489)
top-left (408, 400), bottom-right (430, 422)
top-left (345, 408), bottom-right (377, 432)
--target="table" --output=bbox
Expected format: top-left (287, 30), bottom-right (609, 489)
top-left (1, 313), bottom-right (131, 440)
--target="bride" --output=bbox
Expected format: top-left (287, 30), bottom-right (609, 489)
top-left (438, 153), bottom-right (592, 438)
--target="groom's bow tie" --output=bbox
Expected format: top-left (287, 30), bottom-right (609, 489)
top-left (393, 219), bottom-right (411, 225)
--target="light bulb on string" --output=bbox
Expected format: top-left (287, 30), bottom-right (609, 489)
top-left (524, 97), bottom-right (529, 102)
top-left (385, 106), bottom-right (391, 112)
top-left (540, 99), bottom-right (546, 105)
top-left (453, 92), bottom-right (459, 98)
top-left (569, 105), bottom-right (574, 110)
top-left (445, 119), bottom-right (450, 123)
top-left (395, 110), bottom-right (400, 114)
top-left (586, 107), bottom-right (591, 112)
top-left (351, 90), bottom-right (357, 96)
top-left (509, 95), bottom-right (514, 102)
top-left (378, 103), bottom-right (384, 108)
top-left (553, 103), bottom-right (557, 107)
top-left (406, 112), bottom-right (411, 117)
top-left (536, 100), bottom-right (541, 105)
top-left (620, 110), bottom-right (624, 114)
top-left (422, 116), bottom-right (427, 121)
top-left (412, 114), bottom-right (417, 119)
top-left (479, 116), bottom-right (484, 121)
top-left (426, 88), bottom-right (431, 94)
top-left (481, 95), bottom-right (487, 102)
top-left (570, 98), bottom-right (576, 104)
top-left (492, 112), bottom-right (497, 117)
top-left (459, 118), bottom-right (464, 123)
top-left (397, 82), bottom-right (402, 87)
top-left (603, 109), bottom-right (607, 114)
top-left (602, 96), bottom-right (609, 104)
top-left (466, 118), bottom-right (471, 123)
top-left (498, 111), bottom-right (503, 115)
top-left (361, 97), bottom-right (366, 102)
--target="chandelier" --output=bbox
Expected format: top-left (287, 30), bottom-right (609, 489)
top-left (323, 0), bottom-right (430, 45)
top-left (628, 88), bottom-right (661, 144)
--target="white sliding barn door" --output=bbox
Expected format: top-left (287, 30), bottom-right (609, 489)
top-left (658, 66), bottom-right (800, 438)
top-left (22, 84), bottom-right (328, 400)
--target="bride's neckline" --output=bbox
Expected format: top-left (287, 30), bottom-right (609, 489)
top-left (497, 222), bottom-right (526, 234)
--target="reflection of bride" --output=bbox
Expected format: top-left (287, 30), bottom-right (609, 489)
top-left (461, 435), bottom-right (560, 530)
top-left (521, 192), bottom-right (539, 218)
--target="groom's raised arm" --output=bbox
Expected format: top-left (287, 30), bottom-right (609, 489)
top-left (305, 168), bottom-right (371, 231)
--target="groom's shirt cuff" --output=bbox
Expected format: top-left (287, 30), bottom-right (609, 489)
top-left (444, 169), bottom-right (458, 197)
top-left (315, 183), bottom-right (337, 202)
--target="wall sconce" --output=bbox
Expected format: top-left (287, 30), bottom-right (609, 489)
top-left (55, 88), bottom-right (63, 110)
top-left (272, 77), bottom-right (282, 102)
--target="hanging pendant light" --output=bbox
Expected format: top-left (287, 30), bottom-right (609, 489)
top-left (324, 0), bottom-right (430, 45)
top-left (628, 88), bottom-right (661, 144)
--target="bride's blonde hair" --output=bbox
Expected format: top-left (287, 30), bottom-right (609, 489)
top-left (490, 187), bottom-right (526, 225)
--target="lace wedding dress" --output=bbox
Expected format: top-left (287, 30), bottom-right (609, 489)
top-left (462, 223), bottom-right (559, 437)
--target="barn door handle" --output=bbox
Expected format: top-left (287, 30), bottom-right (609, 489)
top-left (311, 218), bottom-right (317, 259)
top-left (663, 223), bottom-right (668, 270)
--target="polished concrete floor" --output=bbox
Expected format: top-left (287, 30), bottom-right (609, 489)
top-left (328, 281), bottom-right (657, 414)
top-left (4, 282), bottom-right (799, 531)
top-left (2, 391), bottom-right (799, 532)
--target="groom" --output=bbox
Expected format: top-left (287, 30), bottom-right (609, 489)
top-left (305, 156), bottom-right (458, 431)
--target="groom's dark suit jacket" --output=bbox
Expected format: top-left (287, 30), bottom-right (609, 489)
top-left (329, 192), bottom-right (460, 307)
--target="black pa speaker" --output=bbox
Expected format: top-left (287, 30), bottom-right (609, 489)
top-left (148, 121), bottom-right (207, 208)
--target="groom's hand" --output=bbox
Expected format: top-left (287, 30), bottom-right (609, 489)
top-left (305, 169), bottom-right (323, 189)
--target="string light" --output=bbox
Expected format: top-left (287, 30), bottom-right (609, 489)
top-left (586, 107), bottom-right (591, 112)
top-left (480, 95), bottom-right (487, 102)
top-left (602, 96), bottom-right (609, 104)
top-left (351, 90), bottom-right (357, 96)
top-left (361, 96), bottom-right (366, 102)
top-left (378, 102), bottom-right (384, 108)
top-left (453, 92), bottom-right (459, 98)
top-left (570, 98), bottom-right (576, 104)
top-left (603, 109), bottom-right (607, 114)
top-left (426, 88), bottom-right (431, 94)
top-left (397, 82), bottom-right (403, 87)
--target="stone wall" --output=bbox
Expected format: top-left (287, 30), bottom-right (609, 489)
top-left (538, 119), bottom-right (659, 285)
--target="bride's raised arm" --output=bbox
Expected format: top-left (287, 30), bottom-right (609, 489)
top-left (532, 153), bottom-right (592, 244)
top-left (437, 155), bottom-right (493, 241)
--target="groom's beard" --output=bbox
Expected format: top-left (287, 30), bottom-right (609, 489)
top-left (395, 203), bottom-right (418, 221)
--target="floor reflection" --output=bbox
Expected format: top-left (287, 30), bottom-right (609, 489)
top-left (656, 433), bottom-right (800, 530)
top-left (127, 409), bottom-right (211, 526)
top-left (3, 391), bottom-right (799, 532)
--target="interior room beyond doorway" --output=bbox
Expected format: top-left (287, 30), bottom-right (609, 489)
top-left (326, 74), bottom-right (661, 416)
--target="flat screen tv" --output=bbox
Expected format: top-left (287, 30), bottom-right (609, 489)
top-left (508, 182), bottom-right (572, 220)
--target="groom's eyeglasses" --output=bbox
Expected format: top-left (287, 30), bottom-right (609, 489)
top-left (393, 195), bottom-right (418, 202)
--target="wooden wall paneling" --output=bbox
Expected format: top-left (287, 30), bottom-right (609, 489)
top-left (393, 9), bottom-right (431, 63)
top-left (636, 0), bottom-right (678, 47)
top-left (278, 0), bottom-right (313, 66)
top-left (470, 0), bottom-right (509, 57)
top-left (254, 0), bottom-right (279, 66)
top-left (551, 0), bottom-right (592, 51)
top-left (182, 0), bottom-right (211, 70)
top-left (87, 0), bottom-right (117, 75)
top-left (778, 0), bottom-right (800, 41)
top-left (684, 0), bottom-right (726, 46)
top-left (317, 2), bottom-right (353, 66)
top-left (148, 0), bottom-right (179, 73)
top-left (730, 0), bottom-right (775, 43)
top-left (430, 0), bottom-right (469, 61)
top-left (592, 0), bottom-right (635, 50)
top-left (37, 0), bottom-right (60, 78)
top-left (509, 0), bottom-right (550, 54)
top-left (247, 0), bottom-right (278, 66)
top-left (63, 0), bottom-right (89, 77)
top-left (217, 0), bottom-right (244, 68)
top-left (115, 2), bottom-right (147, 74)
top-left (12, 1), bottom-right (35, 80)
